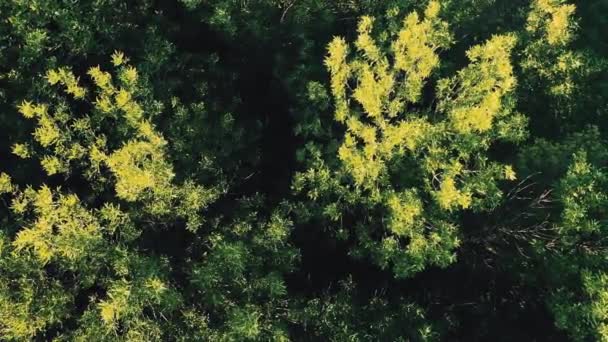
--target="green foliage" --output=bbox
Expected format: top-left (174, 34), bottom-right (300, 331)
top-left (519, 0), bottom-right (608, 135)
top-left (1, 0), bottom-right (608, 340)
top-left (545, 153), bottom-right (608, 341)
top-left (295, 279), bottom-right (438, 341)
top-left (521, 0), bottom-right (584, 101)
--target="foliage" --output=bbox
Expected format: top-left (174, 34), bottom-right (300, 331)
top-left (1, 0), bottom-right (608, 340)
top-left (296, 1), bottom-right (525, 278)
top-left (542, 152), bottom-right (608, 341)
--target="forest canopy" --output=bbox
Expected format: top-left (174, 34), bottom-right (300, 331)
top-left (1, 0), bottom-right (608, 340)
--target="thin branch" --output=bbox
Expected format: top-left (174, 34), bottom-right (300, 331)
top-left (280, 0), bottom-right (298, 23)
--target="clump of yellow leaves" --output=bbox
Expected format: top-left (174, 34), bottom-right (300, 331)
top-left (324, 37), bottom-right (350, 122)
top-left (504, 165), bottom-right (517, 181)
top-left (1, 53), bottom-right (215, 341)
top-left (12, 186), bottom-right (103, 265)
top-left (435, 176), bottom-right (472, 211)
top-left (0, 173), bottom-right (12, 194)
top-left (107, 140), bottom-right (174, 202)
top-left (46, 67), bottom-right (87, 99)
top-left (438, 34), bottom-right (517, 134)
top-left (392, 2), bottom-right (450, 103)
top-left (111, 50), bottom-right (128, 66)
top-left (14, 99), bottom-right (73, 175)
top-left (11, 143), bottom-right (30, 158)
top-left (386, 190), bottom-right (423, 236)
top-left (526, 0), bottom-right (576, 46)
top-left (326, 0), bottom-right (518, 197)
top-left (523, 0), bottom-right (588, 99)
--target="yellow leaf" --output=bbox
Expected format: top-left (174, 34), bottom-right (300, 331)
top-left (111, 50), bottom-right (127, 66)
top-left (0, 173), bottom-right (12, 194)
top-left (99, 302), bottom-right (116, 325)
top-left (504, 165), bottom-right (517, 180)
top-left (17, 100), bottom-right (36, 118)
top-left (11, 143), bottom-right (30, 159)
top-left (115, 88), bottom-right (131, 108)
top-left (46, 69), bottom-right (61, 85)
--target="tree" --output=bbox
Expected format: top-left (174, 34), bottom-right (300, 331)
top-left (295, 1), bottom-right (526, 278)
top-left (0, 58), bottom-right (297, 341)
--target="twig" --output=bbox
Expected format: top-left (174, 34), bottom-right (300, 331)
top-left (280, 0), bottom-right (298, 23)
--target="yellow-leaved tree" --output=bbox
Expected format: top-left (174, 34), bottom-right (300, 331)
top-left (0, 56), bottom-right (218, 340)
top-left (295, 1), bottom-right (527, 277)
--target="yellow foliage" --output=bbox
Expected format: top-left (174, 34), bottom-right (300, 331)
top-left (137, 121), bottom-right (165, 146)
top-left (115, 88), bottom-right (131, 108)
top-left (424, 0), bottom-right (441, 18)
top-left (33, 114), bottom-right (61, 147)
top-left (66, 144), bottom-right (86, 162)
top-left (504, 165), bottom-right (517, 180)
top-left (10, 193), bottom-right (29, 214)
top-left (356, 16), bottom-right (382, 62)
top-left (122, 66), bottom-right (138, 84)
top-left (46, 68), bottom-right (87, 99)
top-left (95, 95), bottom-right (114, 113)
top-left (34, 185), bottom-right (53, 212)
top-left (435, 176), bottom-right (472, 211)
top-left (386, 190), bottom-right (423, 236)
top-left (89, 144), bottom-right (107, 164)
top-left (450, 91), bottom-right (500, 133)
top-left (122, 101), bottom-right (145, 124)
top-left (40, 155), bottom-right (65, 175)
top-left (380, 119), bottom-right (430, 153)
top-left (17, 100), bottom-right (36, 118)
top-left (392, 3), bottom-right (451, 103)
top-left (327, 2), bottom-right (452, 189)
top-left (13, 187), bottom-right (103, 264)
top-left (0, 173), bottom-right (12, 194)
top-left (325, 37), bottom-right (350, 122)
top-left (527, 0), bottom-right (576, 46)
top-left (107, 140), bottom-right (174, 202)
top-left (40, 59), bottom-right (194, 215)
top-left (88, 65), bottom-right (113, 91)
top-left (338, 136), bottom-right (382, 186)
top-left (45, 69), bottom-right (61, 85)
top-left (100, 302), bottom-right (116, 325)
top-left (99, 281), bottom-right (131, 328)
top-left (523, 0), bottom-right (585, 101)
top-left (12, 143), bottom-right (30, 158)
top-left (111, 50), bottom-right (128, 66)
top-left (441, 34), bottom-right (517, 134)
top-left (353, 62), bottom-right (394, 119)
top-left (145, 277), bottom-right (167, 296)
top-left (15, 101), bottom-right (48, 121)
